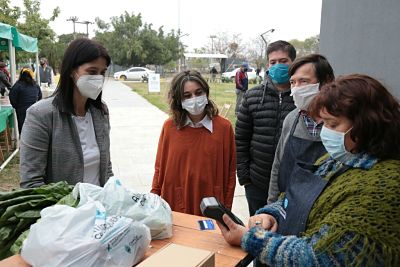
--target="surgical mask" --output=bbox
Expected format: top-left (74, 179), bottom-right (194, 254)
top-left (290, 83), bottom-right (320, 110)
top-left (268, 63), bottom-right (290, 84)
top-left (320, 126), bottom-right (355, 162)
top-left (76, 75), bottom-right (104, 100)
top-left (182, 94), bottom-right (208, 115)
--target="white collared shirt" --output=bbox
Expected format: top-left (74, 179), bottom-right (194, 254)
top-left (183, 115), bottom-right (213, 133)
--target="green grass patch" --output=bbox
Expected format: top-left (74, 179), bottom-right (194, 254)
top-left (0, 153), bottom-right (20, 191)
top-left (123, 81), bottom-right (238, 125)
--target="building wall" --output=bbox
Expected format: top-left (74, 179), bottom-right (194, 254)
top-left (319, 0), bottom-right (400, 100)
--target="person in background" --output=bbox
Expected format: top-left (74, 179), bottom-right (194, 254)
top-left (268, 54), bottom-right (335, 204)
top-left (255, 67), bottom-right (262, 84)
top-left (20, 38), bottom-right (113, 188)
top-left (210, 65), bottom-right (218, 83)
top-left (0, 61), bottom-right (11, 98)
top-left (218, 74), bottom-right (400, 266)
top-left (38, 57), bottom-right (53, 87)
top-left (234, 62), bottom-right (249, 115)
top-left (151, 70), bottom-right (236, 216)
top-left (235, 40), bottom-right (296, 217)
top-left (9, 68), bottom-right (42, 134)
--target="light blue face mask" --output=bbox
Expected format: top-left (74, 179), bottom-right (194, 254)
top-left (320, 126), bottom-right (355, 162)
top-left (268, 63), bottom-right (290, 84)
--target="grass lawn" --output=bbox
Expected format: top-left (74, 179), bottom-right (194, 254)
top-left (0, 153), bottom-right (20, 191)
top-left (123, 80), bottom-right (239, 125)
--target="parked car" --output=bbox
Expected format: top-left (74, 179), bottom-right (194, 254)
top-left (114, 67), bottom-right (155, 81)
top-left (221, 67), bottom-right (263, 83)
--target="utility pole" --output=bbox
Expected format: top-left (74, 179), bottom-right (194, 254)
top-left (177, 32), bottom-right (189, 73)
top-left (66, 17), bottom-right (93, 39)
top-left (67, 16), bottom-right (79, 39)
top-left (77, 21), bottom-right (93, 37)
top-left (209, 35), bottom-right (217, 67)
top-left (209, 35), bottom-right (217, 53)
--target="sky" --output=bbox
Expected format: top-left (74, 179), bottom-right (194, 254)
top-left (10, 0), bottom-right (323, 51)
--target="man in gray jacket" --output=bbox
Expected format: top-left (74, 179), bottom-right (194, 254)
top-left (267, 54), bottom-right (335, 204)
top-left (38, 58), bottom-right (53, 86)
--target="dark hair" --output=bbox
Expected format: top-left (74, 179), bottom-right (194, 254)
top-left (168, 70), bottom-right (218, 128)
top-left (289, 54), bottom-right (335, 86)
top-left (18, 68), bottom-right (35, 86)
top-left (310, 74), bottom-right (400, 160)
top-left (53, 38), bottom-right (111, 114)
top-left (267, 40), bottom-right (297, 61)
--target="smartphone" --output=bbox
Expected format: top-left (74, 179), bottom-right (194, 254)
top-left (200, 197), bottom-right (244, 229)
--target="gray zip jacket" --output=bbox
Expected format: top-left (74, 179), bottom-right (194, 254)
top-left (20, 97), bottom-right (113, 188)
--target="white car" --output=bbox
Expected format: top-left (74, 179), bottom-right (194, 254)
top-left (221, 67), bottom-right (262, 82)
top-left (113, 67), bottom-right (155, 81)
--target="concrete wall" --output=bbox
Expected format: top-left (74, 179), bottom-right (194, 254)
top-left (319, 0), bottom-right (400, 100)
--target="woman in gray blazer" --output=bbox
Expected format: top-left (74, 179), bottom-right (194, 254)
top-left (20, 38), bottom-right (113, 188)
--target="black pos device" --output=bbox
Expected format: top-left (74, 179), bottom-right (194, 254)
top-left (200, 197), bottom-right (254, 267)
top-left (200, 197), bottom-right (244, 228)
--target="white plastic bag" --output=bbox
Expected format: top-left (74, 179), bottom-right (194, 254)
top-left (74, 177), bottom-right (173, 239)
top-left (21, 201), bottom-right (151, 267)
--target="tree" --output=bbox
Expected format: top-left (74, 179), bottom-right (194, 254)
top-left (289, 35), bottom-right (320, 57)
top-left (209, 32), bottom-right (245, 59)
top-left (0, 0), bottom-right (20, 26)
top-left (94, 12), bottom-right (180, 67)
top-left (243, 37), bottom-right (265, 68)
top-left (0, 0), bottom-right (60, 71)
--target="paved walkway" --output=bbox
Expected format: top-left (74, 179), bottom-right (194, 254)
top-left (102, 79), bottom-right (250, 222)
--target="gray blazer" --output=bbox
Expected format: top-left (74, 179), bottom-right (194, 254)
top-left (20, 97), bottom-right (113, 188)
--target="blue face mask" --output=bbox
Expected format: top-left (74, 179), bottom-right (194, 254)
top-left (268, 63), bottom-right (290, 84)
top-left (320, 126), bottom-right (355, 162)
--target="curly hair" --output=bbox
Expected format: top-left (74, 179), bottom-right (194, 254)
top-left (310, 74), bottom-right (400, 160)
top-left (168, 70), bottom-right (218, 128)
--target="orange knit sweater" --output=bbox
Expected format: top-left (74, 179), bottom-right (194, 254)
top-left (151, 115), bottom-right (236, 216)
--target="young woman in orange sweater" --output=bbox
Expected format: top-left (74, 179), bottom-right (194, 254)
top-left (151, 70), bottom-right (236, 216)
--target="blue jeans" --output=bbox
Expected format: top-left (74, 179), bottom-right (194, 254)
top-left (244, 183), bottom-right (268, 216)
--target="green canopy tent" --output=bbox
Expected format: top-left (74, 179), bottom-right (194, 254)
top-left (0, 22), bottom-right (39, 84)
top-left (0, 22), bottom-right (39, 171)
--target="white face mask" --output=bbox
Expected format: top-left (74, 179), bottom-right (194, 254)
top-left (181, 94), bottom-right (208, 115)
top-left (290, 83), bottom-right (320, 110)
top-left (76, 75), bottom-right (104, 100)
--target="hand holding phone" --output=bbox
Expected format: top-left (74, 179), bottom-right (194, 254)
top-left (201, 197), bottom-right (254, 267)
top-left (200, 197), bottom-right (244, 229)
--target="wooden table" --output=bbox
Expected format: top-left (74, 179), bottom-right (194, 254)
top-left (143, 211), bottom-right (247, 266)
top-left (0, 211), bottom-right (247, 267)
